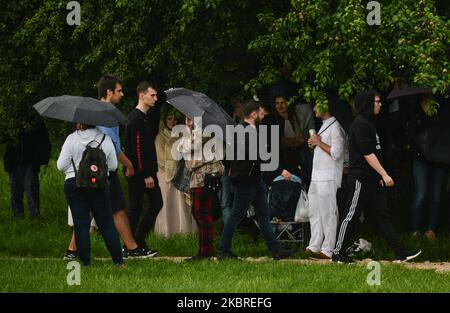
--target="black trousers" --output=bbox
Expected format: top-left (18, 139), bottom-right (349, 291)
top-left (8, 165), bottom-right (40, 218)
top-left (334, 175), bottom-right (406, 258)
top-left (126, 174), bottom-right (163, 248)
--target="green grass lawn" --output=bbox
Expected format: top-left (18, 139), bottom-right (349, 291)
top-left (0, 161), bottom-right (449, 293)
top-left (1, 258), bottom-right (449, 293)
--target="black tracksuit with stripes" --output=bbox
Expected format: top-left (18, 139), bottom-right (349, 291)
top-left (334, 91), bottom-right (407, 258)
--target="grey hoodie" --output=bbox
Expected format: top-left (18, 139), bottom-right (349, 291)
top-left (57, 128), bottom-right (117, 180)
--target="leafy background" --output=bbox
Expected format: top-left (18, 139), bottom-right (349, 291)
top-left (0, 0), bottom-right (448, 145)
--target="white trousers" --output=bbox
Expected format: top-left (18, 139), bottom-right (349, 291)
top-left (307, 181), bottom-right (338, 257)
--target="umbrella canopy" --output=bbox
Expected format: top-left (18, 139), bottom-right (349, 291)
top-left (165, 88), bottom-right (235, 143)
top-left (33, 95), bottom-right (128, 127)
top-left (387, 84), bottom-right (431, 100)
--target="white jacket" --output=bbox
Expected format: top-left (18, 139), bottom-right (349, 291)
top-left (57, 128), bottom-right (117, 180)
top-left (311, 117), bottom-right (345, 187)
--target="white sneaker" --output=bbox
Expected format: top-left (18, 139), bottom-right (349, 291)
top-left (394, 250), bottom-right (422, 263)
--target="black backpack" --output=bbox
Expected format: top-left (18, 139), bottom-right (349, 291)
top-left (71, 135), bottom-right (109, 189)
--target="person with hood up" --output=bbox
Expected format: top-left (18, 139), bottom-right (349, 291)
top-left (332, 89), bottom-right (421, 263)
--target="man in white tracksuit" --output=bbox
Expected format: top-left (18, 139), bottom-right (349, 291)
top-left (305, 106), bottom-right (345, 259)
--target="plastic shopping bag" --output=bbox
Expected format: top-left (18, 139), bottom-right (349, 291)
top-left (294, 189), bottom-right (309, 223)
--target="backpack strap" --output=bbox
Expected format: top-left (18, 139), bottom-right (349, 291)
top-left (85, 134), bottom-right (107, 148)
top-left (97, 134), bottom-right (106, 148)
top-left (71, 158), bottom-right (78, 176)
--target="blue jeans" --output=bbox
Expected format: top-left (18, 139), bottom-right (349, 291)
top-left (411, 160), bottom-right (447, 232)
top-left (8, 165), bottom-right (40, 218)
top-left (219, 179), bottom-right (281, 255)
top-left (219, 172), bottom-right (232, 226)
top-left (64, 178), bottom-right (123, 265)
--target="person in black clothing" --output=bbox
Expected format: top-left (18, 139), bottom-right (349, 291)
top-left (3, 120), bottom-right (51, 219)
top-left (218, 100), bottom-right (294, 260)
top-left (405, 94), bottom-right (447, 240)
top-left (332, 89), bottom-right (421, 263)
top-left (125, 81), bottom-right (163, 251)
top-left (259, 101), bottom-right (285, 186)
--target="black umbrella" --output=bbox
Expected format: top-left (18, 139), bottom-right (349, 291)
top-left (387, 84), bottom-right (431, 100)
top-left (33, 95), bottom-right (128, 127)
top-left (165, 88), bottom-right (235, 143)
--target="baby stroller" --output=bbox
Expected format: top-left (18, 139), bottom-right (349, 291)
top-left (269, 175), bottom-right (307, 244)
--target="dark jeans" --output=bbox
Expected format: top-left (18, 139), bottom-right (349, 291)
top-left (219, 172), bottom-right (232, 226)
top-left (108, 171), bottom-right (127, 213)
top-left (411, 160), bottom-right (447, 232)
top-left (64, 178), bottom-right (123, 265)
top-left (127, 174), bottom-right (163, 248)
top-left (219, 178), bottom-right (281, 255)
top-left (8, 165), bottom-right (40, 218)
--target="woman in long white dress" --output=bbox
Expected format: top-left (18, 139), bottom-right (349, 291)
top-left (154, 112), bottom-right (197, 236)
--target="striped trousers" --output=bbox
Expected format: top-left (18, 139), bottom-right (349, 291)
top-left (333, 176), bottom-right (406, 258)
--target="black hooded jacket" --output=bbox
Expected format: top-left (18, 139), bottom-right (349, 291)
top-left (347, 89), bottom-right (383, 183)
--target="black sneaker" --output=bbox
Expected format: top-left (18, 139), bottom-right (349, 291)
top-left (332, 252), bottom-right (354, 264)
top-left (63, 250), bottom-right (78, 261)
top-left (125, 247), bottom-right (158, 259)
top-left (122, 248), bottom-right (129, 258)
top-left (395, 250), bottom-right (422, 263)
top-left (273, 248), bottom-right (295, 260)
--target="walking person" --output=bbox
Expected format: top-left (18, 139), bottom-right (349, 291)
top-left (177, 116), bottom-right (224, 260)
top-left (64, 75), bottom-right (154, 260)
top-left (332, 89), bottom-right (421, 263)
top-left (125, 81), bottom-right (163, 253)
top-left (57, 123), bottom-right (123, 266)
top-left (219, 100), bottom-right (294, 260)
top-left (305, 101), bottom-right (345, 260)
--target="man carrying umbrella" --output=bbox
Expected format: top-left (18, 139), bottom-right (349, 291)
top-left (124, 81), bottom-right (163, 254)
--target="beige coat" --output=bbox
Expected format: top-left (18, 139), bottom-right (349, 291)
top-left (155, 127), bottom-right (179, 182)
top-left (177, 127), bottom-right (224, 189)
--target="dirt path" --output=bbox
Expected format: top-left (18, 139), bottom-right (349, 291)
top-left (2, 256), bottom-right (449, 273)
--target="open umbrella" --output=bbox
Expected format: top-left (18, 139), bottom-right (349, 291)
top-left (387, 84), bottom-right (431, 100)
top-left (165, 88), bottom-right (235, 143)
top-left (33, 95), bottom-right (128, 127)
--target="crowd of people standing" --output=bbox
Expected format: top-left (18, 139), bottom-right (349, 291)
top-left (3, 74), bottom-right (449, 265)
